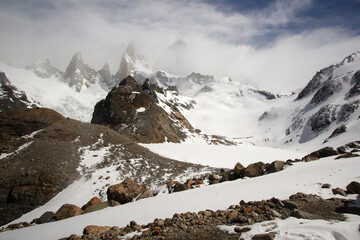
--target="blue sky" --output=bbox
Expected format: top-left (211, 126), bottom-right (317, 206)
top-left (0, 0), bottom-right (359, 92)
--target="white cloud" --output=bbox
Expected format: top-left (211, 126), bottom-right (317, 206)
top-left (0, 0), bottom-right (359, 92)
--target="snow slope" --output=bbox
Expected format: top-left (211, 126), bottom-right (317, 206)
top-left (1, 155), bottom-right (359, 239)
top-left (142, 142), bottom-right (304, 168)
top-left (0, 62), bottom-right (108, 122)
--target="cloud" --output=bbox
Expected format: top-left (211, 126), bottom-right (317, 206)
top-left (0, 0), bottom-right (359, 92)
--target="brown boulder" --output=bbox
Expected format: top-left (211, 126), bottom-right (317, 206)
top-left (335, 153), bottom-right (360, 159)
top-left (173, 183), bottom-right (190, 192)
top-left (266, 161), bottom-right (285, 173)
top-left (55, 204), bottom-right (82, 220)
top-left (107, 178), bottom-right (147, 204)
top-left (83, 225), bottom-right (112, 235)
top-left (252, 232), bottom-right (276, 240)
top-left (83, 202), bottom-right (109, 214)
top-left (243, 162), bottom-right (266, 178)
top-left (36, 211), bottom-right (55, 224)
top-left (234, 162), bottom-right (245, 177)
top-left (137, 189), bottom-right (154, 200)
top-left (332, 188), bottom-right (347, 196)
top-left (81, 197), bottom-right (102, 210)
top-left (309, 147), bottom-right (339, 159)
top-left (346, 181), bottom-right (360, 194)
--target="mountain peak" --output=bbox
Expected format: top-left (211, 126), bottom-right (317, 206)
top-left (115, 42), bottom-right (153, 84)
top-left (64, 52), bottom-right (98, 92)
top-left (98, 63), bottom-right (114, 89)
top-left (26, 59), bottom-right (63, 79)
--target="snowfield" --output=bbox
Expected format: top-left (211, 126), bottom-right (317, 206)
top-left (142, 142), bottom-right (304, 168)
top-left (2, 154), bottom-right (359, 240)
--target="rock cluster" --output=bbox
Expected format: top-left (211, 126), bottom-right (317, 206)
top-left (60, 190), bottom-right (359, 240)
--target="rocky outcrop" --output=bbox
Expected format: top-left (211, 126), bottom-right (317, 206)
top-left (107, 178), bottom-right (152, 204)
top-left (309, 78), bottom-right (342, 105)
top-left (296, 66), bottom-right (334, 100)
top-left (0, 72), bottom-right (30, 112)
top-left (91, 76), bottom-right (191, 143)
top-left (250, 89), bottom-right (277, 100)
top-left (307, 104), bottom-right (338, 133)
top-left (347, 70), bottom-right (360, 98)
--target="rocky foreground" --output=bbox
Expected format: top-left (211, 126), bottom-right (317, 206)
top-left (60, 185), bottom-right (360, 240)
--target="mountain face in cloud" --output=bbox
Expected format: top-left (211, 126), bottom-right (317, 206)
top-left (115, 42), bottom-right (153, 85)
top-left (97, 63), bottom-right (114, 89)
top-left (64, 52), bottom-right (100, 92)
top-left (25, 59), bottom-right (63, 80)
top-left (0, 0), bottom-right (359, 92)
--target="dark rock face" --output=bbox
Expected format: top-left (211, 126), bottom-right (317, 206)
top-left (0, 72), bottom-right (30, 112)
top-left (308, 104), bottom-right (338, 133)
top-left (309, 79), bottom-right (342, 105)
top-left (296, 66), bottom-right (333, 100)
top-left (347, 70), bottom-right (360, 98)
top-left (337, 100), bottom-right (360, 122)
top-left (251, 89), bottom-right (277, 100)
top-left (91, 76), bottom-right (190, 143)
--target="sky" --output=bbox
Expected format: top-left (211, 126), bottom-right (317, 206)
top-left (0, 0), bottom-right (359, 92)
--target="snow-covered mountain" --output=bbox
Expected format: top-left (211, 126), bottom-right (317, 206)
top-left (25, 59), bottom-right (63, 80)
top-left (0, 60), bottom-right (108, 122)
top-left (0, 45), bottom-right (360, 240)
top-left (115, 42), bottom-right (153, 85)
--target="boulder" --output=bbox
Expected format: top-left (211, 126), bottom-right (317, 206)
top-left (108, 200), bottom-right (120, 207)
top-left (55, 204), bottom-right (82, 220)
top-left (81, 197), bottom-right (102, 210)
top-left (332, 188), bottom-right (347, 196)
top-left (243, 162), bottom-right (266, 178)
top-left (309, 147), bottom-right (339, 159)
top-left (233, 162), bottom-right (245, 177)
top-left (37, 211), bottom-right (55, 224)
top-left (107, 178), bottom-right (147, 204)
top-left (266, 161), bottom-right (285, 173)
top-left (346, 181), bottom-right (360, 194)
top-left (291, 210), bottom-right (313, 219)
top-left (83, 202), bottom-right (109, 214)
top-left (83, 225), bottom-right (112, 235)
top-left (335, 153), bottom-right (360, 159)
top-left (321, 183), bottom-right (331, 189)
top-left (173, 183), bottom-right (190, 192)
top-left (137, 189), bottom-right (154, 200)
top-left (252, 232), bottom-right (276, 240)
